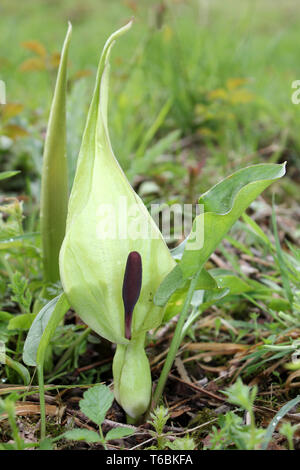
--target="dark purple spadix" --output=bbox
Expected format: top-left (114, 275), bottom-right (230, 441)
top-left (122, 251), bottom-right (142, 340)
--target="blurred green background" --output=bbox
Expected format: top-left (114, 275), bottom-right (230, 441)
top-left (0, 0), bottom-right (299, 202)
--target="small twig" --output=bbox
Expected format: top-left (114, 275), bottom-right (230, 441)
top-left (103, 419), bottom-right (137, 431)
top-left (168, 374), bottom-right (225, 402)
top-left (130, 436), bottom-right (156, 450)
top-left (74, 358), bottom-right (113, 376)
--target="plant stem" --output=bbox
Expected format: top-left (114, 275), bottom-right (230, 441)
top-left (287, 435), bottom-right (294, 451)
top-left (249, 408), bottom-right (256, 449)
top-left (6, 401), bottom-right (23, 450)
top-left (152, 266), bottom-right (203, 408)
top-left (37, 364), bottom-right (46, 440)
top-left (99, 426), bottom-right (107, 450)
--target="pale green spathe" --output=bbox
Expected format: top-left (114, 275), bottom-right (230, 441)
top-left (60, 20), bottom-right (175, 344)
top-left (59, 22), bottom-right (175, 418)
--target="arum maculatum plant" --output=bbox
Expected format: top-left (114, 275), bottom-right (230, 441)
top-left (23, 20), bottom-right (286, 437)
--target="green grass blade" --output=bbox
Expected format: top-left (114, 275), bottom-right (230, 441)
top-left (0, 171), bottom-right (21, 181)
top-left (261, 395), bottom-right (300, 450)
top-left (271, 196), bottom-right (294, 308)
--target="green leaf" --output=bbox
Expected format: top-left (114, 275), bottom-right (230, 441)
top-left (201, 287), bottom-right (230, 305)
top-left (223, 378), bottom-right (257, 412)
top-left (23, 295), bottom-right (59, 366)
top-left (79, 384), bottom-right (114, 427)
top-left (23, 293), bottom-right (69, 440)
top-left (135, 98), bottom-right (173, 158)
top-left (129, 130), bottom-right (181, 179)
top-left (23, 293), bottom-right (69, 366)
top-left (242, 212), bottom-right (273, 249)
top-left (4, 355), bottom-right (30, 385)
top-left (163, 284), bottom-right (229, 324)
top-left (0, 311), bottom-right (13, 321)
top-left (155, 163), bottom-right (285, 308)
top-left (154, 264), bottom-right (217, 307)
top-left (8, 272), bottom-right (32, 313)
top-left (170, 238), bottom-right (187, 260)
top-left (153, 265), bottom-right (183, 307)
top-left (105, 426), bottom-right (135, 440)
top-left (40, 22), bottom-right (72, 283)
top-left (210, 269), bottom-right (251, 295)
top-left (163, 287), bottom-right (192, 322)
top-left (38, 438), bottom-right (53, 450)
top-left (180, 162), bottom-right (286, 278)
top-left (267, 297), bottom-right (290, 312)
top-left (0, 171), bottom-right (21, 181)
top-left (180, 287), bottom-right (229, 338)
top-left (63, 429), bottom-right (101, 443)
top-left (0, 443), bottom-right (16, 450)
top-left (8, 313), bottom-right (35, 331)
top-left (167, 436), bottom-right (196, 450)
top-left (36, 293), bottom-right (70, 366)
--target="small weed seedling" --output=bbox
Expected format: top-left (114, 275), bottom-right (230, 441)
top-left (58, 384), bottom-right (134, 449)
top-left (205, 379), bottom-right (265, 450)
top-left (146, 405), bottom-right (196, 450)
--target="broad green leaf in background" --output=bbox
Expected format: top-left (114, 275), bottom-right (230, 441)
top-left (154, 264), bottom-right (217, 307)
top-left (22, 293), bottom-right (69, 366)
top-left (8, 313), bottom-right (35, 331)
top-left (241, 212), bottom-right (273, 249)
top-left (210, 269), bottom-right (251, 295)
top-left (0, 311), bottom-right (13, 321)
top-left (155, 162), bottom-right (286, 307)
top-left (135, 98), bottom-right (173, 158)
top-left (128, 129), bottom-right (181, 180)
top-left (36, 293), bottom-right (70, 367)
top-left (180, 162), bottom-right (286, 278)
top-left (180, 288), bottom-right (230, 339)
top-left (153, 163), bottom-right (286, 408)
top-left (22, 293), bottom-right (69, 440)
top-left (163, 269), bottom-right (255, 328)
top-left (163, 287), bottom-right (197, 322)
